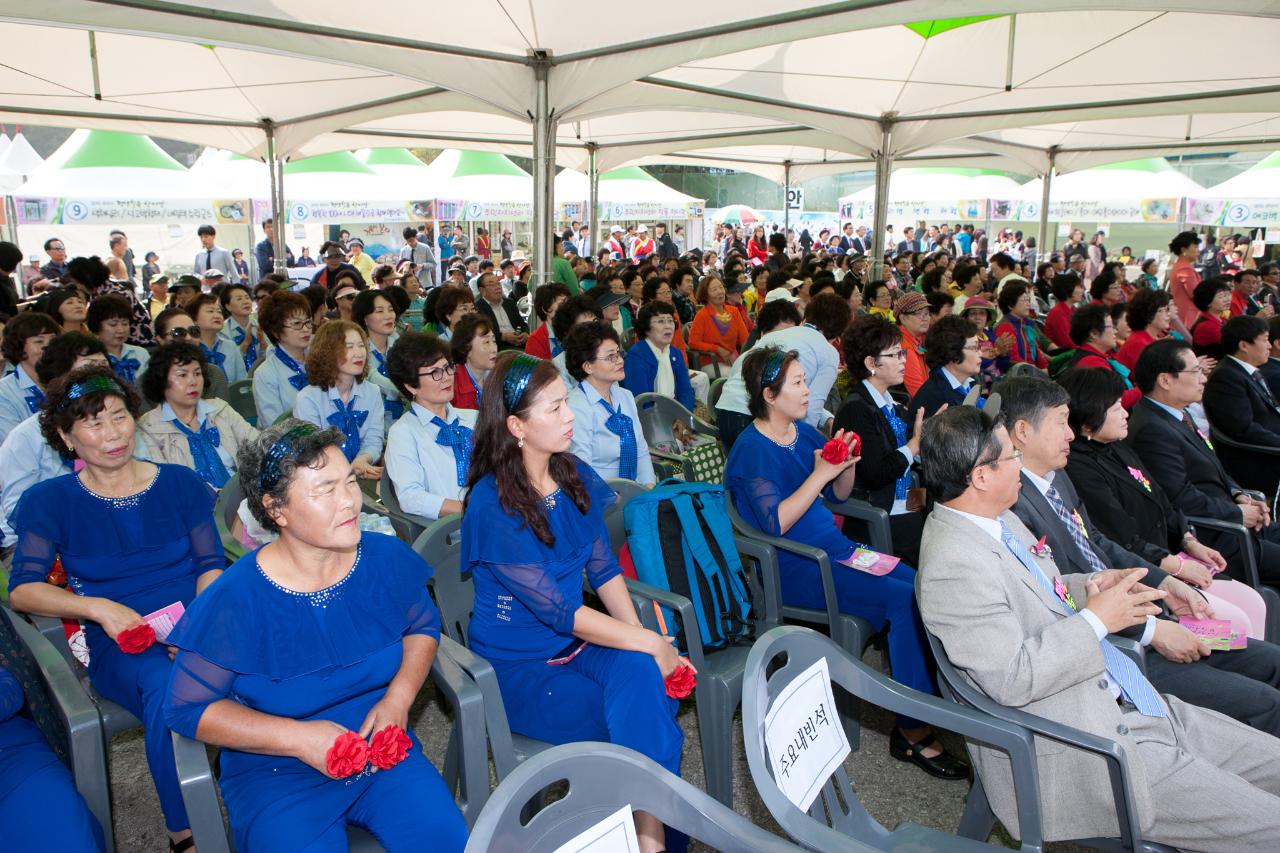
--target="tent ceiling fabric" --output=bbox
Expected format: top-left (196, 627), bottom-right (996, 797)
top-left (3, 2), bottom-right (1280, 178)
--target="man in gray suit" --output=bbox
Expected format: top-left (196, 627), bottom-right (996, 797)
top-left (1000, 375), bottom-right (1280, 734)
top-left (918, 406), bottom-right (1280, 851)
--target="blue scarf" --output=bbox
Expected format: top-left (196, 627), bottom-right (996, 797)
top-left (274, 347), bottom-right (308, 391)
top-left (327, 396), bottom-right (369, 461)
top-left (466, 365), bottom-right (483, 405)
top-left (232, 321), bottom-right (259, 372)
top-left (109, 352), bottom-right (142, 385)
top-left (171, 414), bottom-right (230, 489)
top-left (371, 347), bottom-right (406, 421)
top-left (880, 402), bottom-right (911, 501)
top-left (200, 340), bottom-right (226, 371)
top-left (431, 415), bottom-right (473, 487)
top-left (22, 373), bottom-right (44, 414)
top-left (590, 385), bottom-right (637, 480)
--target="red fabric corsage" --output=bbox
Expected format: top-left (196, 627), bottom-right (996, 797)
top-left (665, 662), bottom-right (697, 699)
top-left (116, 624), bottom-right (156, 655)
top-left (369, 724), bottom-right (412, 770)
top-left (325, 731), bottom-right (370, 778)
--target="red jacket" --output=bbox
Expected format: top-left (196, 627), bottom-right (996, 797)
top-left (452, 364), bottom-right (481, 410)
top-left (1043, 301), bottom-right (1075, 350)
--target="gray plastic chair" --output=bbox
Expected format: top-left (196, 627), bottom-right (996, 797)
top-left (709, 375), bottom-right (728, 409)
top-left (203, 363), bottom-right (230, 402)
top-left (743, 626), bottom-right (1042, 853)
top-left (465, 741), bottom-right (808, 853)
top-left (1206, 418), bottom-right (1280, 502)
top-left (223, 379), bottom-right (257, 426)
top-left (725, 496), bottom-right (875, 743)
top-left (634, 392), bottom-right (721, 480)
top-left (213, 473), bottom-right (248, 563)
top-left (603, 478), bottom-right (647, 555)
top-left (378, 474), bottom-right (433, 544)
top-left (173, 634), bottom-right (491, 853)
top-left (926, 630), bottom-right (1175, 853)
top-left (1, 606), bottom-right (113, 851)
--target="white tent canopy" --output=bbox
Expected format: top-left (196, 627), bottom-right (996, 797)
top-left (555, 166), bottom-right (703, 220)
top-left (1015, 158), bottom-right (1207, 200)
top-left (0, 133), bottom-right (44, 175)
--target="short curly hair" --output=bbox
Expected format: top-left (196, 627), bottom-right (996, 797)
top-left (842, 315), bottom-right (902, 381)
top-left (85, 293), bottom-right (133, 333)
top-left (305, 320), bottom-right (369, 389)
top-left (2, 311), bottom-right (61, 364)
top-left (924, 315), bottom-right (978, 370)
top-left (551, 293), bottom-right (602, 343)
top-left (40, 363), bottom-right (143, 461)
top-left (387, 331), bottom-right (452, 398)
top-left (140, 341), bottom-right (208, 406)
top-left (563, 321), bottom-right (621, 383)
top-left (1122, 288), bottom-right (1170, 332)
top-left (450, 313), bottom-right (494, 366)
top-left (259, 291), bottom-right (312, 345)
top-left (532, 282), bottom-right (571, 321)
top-left (236, 419), bottom-right (347, 534)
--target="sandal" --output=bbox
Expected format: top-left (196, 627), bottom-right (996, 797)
top-left (889, 728), bottom-right (969, 780)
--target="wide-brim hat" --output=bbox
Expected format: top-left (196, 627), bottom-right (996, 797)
top-left (961, 295), bottom-right (999, 321)
top-left (170, 273), bottom-right (201, 292)
top-left (593, 288), bottom-right (629, 311)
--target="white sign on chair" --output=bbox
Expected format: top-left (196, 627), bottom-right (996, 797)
top-left (764, 656), bottom-right (851, 810)
top-left (552, 804), bottom-right (641, 853)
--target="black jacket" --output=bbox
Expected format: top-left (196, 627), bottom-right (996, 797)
top-left (1125, 396), bottom-right (1242, 523)
top-left (473, 294), bottom-right (528, 349)
top-left (906, 367), bottom-right (969, 422)
top-left (657, 233), bottom-right (679, 261)
top-left (833, 380), bottom-right (914, 513)
top-left (1063, 436), bottom-right (1189, 567)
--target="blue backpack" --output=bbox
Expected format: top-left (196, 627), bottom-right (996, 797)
top-left (623, 480), bottom-right (753, 654)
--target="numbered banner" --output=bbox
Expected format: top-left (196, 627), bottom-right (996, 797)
top-left (764, 656), bottom-right (850, 811)
top-left (16, 196), bottom-right (252, 225)
top-left (990, 198), bottom-right (1179, 224)
top-left (551, 805), bottom-right (641, 853)
top-left (1186, 197), bottom-right (1280, 227)
top-left (839, 198), bottom-right (988, 223)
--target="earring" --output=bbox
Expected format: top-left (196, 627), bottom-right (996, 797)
top-left (870, 368), bottom-right (876, 376)
top-left (518, 437), bottom-right (525, 448)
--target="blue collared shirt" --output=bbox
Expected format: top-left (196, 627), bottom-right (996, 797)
top-left (568, 381), bottom-right (656, 485)
top-left (0, 414), bottom-right (73, 546)
top-left (293, 380), bottom-right (386, 461)
top-left (252, 347), bottom-right (306, 426)
top-left (0, 365), bottom-right (42, 443)
top-left (384, 403), bottom-right (478, 519)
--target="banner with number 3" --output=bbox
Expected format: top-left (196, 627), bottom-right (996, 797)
top-left (763, 656), bottom-right (851, 810)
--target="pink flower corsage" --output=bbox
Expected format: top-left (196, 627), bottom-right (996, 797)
top-left (1052, 576), bottom-right (1078, 611)
top-left (1126, 466), bottom-right (1152, 492)
top-left (1029, 535), bottom-right (1052, 559)
top-left (1196, 429), bottom-right (1215, 450)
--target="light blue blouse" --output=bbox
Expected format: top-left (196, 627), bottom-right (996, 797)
top-left (567, 381), bottom-right (656, 485)
top-left (384, 403), bottom-right (477, 519)
top-left (293, 381), bottom-right (386, 461)
top-left (201, 335), bottom-right (247, 384)
top-left (252, 347), bottom-right (307, 426)
top-left (0, 414), bottom-right (72, 547)
top-left (0, 365), bottom-right (42, 443)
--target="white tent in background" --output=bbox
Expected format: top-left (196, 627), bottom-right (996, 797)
top-left (0, 133), bottom-right (44, 175)
top-left (1206, 152), bottom-right (1280, 198)
top-left (1187, 152), bottom-right (1280, 230)
top-left (15, 129), bottom-right (218, 199)
top-left (189, 147), bottom-right (271, 200)
top-left (555, 166), bottom-right (704, 221)
top-left (354, 148), bottom-right (435, 199)
top-left (838, 167), bottom-right (1024, 224)
top-left (1017, 158), bottom-right (1206, 202)
top-left (424, 150), bottom-right (533, 219)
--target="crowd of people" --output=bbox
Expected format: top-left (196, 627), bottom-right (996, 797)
top-left (1, 213), bottom-right (1280, 852)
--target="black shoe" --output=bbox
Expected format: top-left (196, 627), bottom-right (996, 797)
top-left (169, 837), bottom-right (196, 853)
top-left (889, 728), bottom-right (969, 780)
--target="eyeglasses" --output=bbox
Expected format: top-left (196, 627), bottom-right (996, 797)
top-left (962, 344), bottom-right (983, 353)
top-left (283, 320), bottom-right (314, 332)
top-left (977, 448), bottom-right (1023, 470)
top-left (594, 350), bottom-right (624, 364)
top-left (1175, 365), bottom-right (1204, 376)
top-left (164, 325), bottom-right (201, 339)
top-left (876, 349), bottom-right (907, 362)
top-left (418, 363), bottom-right (457, 382)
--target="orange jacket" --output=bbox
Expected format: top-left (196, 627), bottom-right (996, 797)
top-left (688, 305), bottom-right (748, 365)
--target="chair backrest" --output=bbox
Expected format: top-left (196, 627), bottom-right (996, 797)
top-left (0, 606), bottom-right (72, 763)
top-left (709, 376), bottom-right (727, 409)
top-left (464, 741), bottom-right (806, 853)
top-left (1006, 362), bottom-right (1047, 380)
top-left (603, 478), bottom-right (646, 555)
top-left (413, 514), bottom-right (470, 644)
top-left (214, 474), bottom-right (248, 562)
top-left (634, 392), bottom-right (690, 450)
top-left (224, 379), bottom-right (257, 424)
top-left (378, 474), bottom-right (432, 543)
top-left (203, 362), bottom-right (230, 401)
top-left (742, 626), bottom-right (1041, 852)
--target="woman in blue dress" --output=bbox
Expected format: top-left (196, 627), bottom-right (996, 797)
top-left (724, 346), bottom-right (967, 780)
top-left (165, 420), bottom-right (468, 852)
top-left (294, 320), bottom-right (385, 481)
top-left (0, 620), bottom-right (104, 853)
top-left (462, 352), bottom-right (686, 853)
top-left (7, 364), bottom-right (225, 852)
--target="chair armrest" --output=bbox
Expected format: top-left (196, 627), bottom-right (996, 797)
top-left (433, 638), bottom-right (519, 780)
top-left (1106, 636), bottom-right (1147, 676)
top-left (730, 521), bottom-right (842, 639)
top-left (735, 537), bottom-right (782, 630)
top-left (1208, 427), bottom-right (1280, 458)
top-left (172, 733), bottom-right (232, 853)
top-left (432, 636), bottom-right (491, 824)
top-left (623, 578), bottom-right (708, 673)
top-left (1186, 515), bottom-right (1262, 588)
top-left (823, 497), bottom-right (893, 554)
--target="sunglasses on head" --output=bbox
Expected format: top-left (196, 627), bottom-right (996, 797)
top-left (167, 325), bottom-right (201, 339)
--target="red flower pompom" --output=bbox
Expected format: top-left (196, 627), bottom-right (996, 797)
top-left (369, 724), bottom-right (412, 770)
top-left (665, 662), bottom-right (697, 699)
top-left (116, 624), bottom-right (156, 655)
top-left (822, 438), bottom-right (849, 465)
top-left (848, 431), bottom-right (861, 457)
top-left (325, 731), bottom-right (370, 778)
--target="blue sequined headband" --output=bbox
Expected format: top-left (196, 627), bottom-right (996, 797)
top-left (258, 422), bottom-right (320, 493)
top-left (502, 354), bottom-right (542, 412)
top-left (56, 375), bottom-right (126, 411)
top-left (760, 349), bottom-right (791, 386)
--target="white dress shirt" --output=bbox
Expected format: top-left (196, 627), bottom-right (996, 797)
top-left (384, 402), bottom-right (477, 519)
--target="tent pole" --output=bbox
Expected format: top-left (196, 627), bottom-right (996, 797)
top-left (783, 160), bottom-right (792, 237)
top-left (530, 50), bottom-right (555, 313)
top-left (870, 120), bottom-right (893, 281)
top-left (264, 120), bottom-right (286, 274)
top-left (587, 142), bottom-right (599, 255)
top-left (1038, 147), bottom-right (1055, 265)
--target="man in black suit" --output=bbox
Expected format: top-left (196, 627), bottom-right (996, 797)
top-left (907, 315), bottom-right (982, 421)
top-left (1262, 315), bottom-right (1280, 401)
top-left (1203, 315), bottom-right (1280, 497)
top-left (1128, 338), bottom-right (1280, 587)
top-left (472, 270), bottom-right (527, 351)
top-left (1001, 375), bottom-right (1280, 734)
top-left (895, 226), bottom-right (920, 258)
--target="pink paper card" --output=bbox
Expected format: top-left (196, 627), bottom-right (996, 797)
top-left (143, 602), bottom-right (186, 643)
top-left (1180, 617), bottom-right (1239, 651)
top-left (1177, 551), bottom-right (1223, 575)
top-left (838, 548), bottom-right (900, 576)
